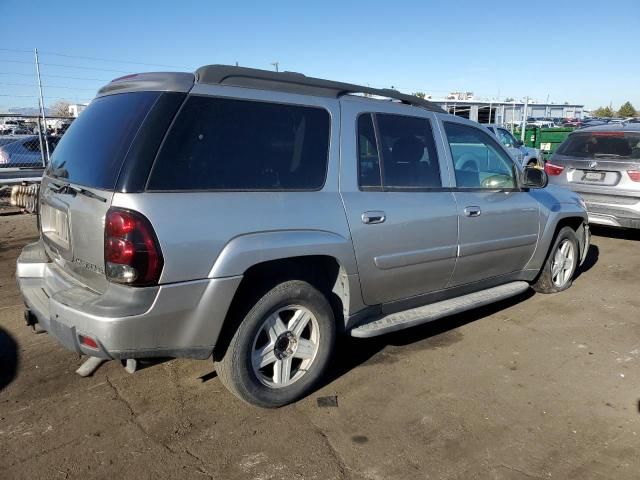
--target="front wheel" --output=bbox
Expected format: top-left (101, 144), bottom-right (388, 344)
top-left (533, 226), bottom-right (579, 293)
top-left (216, 280), bottom-right (336, 408)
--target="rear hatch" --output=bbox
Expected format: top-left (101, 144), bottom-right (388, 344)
top-left (39, 91), bottom-right (162, 293)
top-left (552, 130), bottom-right (640, 193)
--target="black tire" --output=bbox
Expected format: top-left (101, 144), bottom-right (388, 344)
top-left (533, 226), bottom-right (579, 294)
top-left (215, 280), bottom-right (336, 408)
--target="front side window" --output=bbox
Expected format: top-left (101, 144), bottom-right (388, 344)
top-left (444, 122), bottom-right (517, 189)
top-left (148, 96), bottom-right (330, 190)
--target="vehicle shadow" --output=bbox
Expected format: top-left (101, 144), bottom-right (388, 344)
top-left (319, 289), bottom-right (535, 392)
top-left (0, 327), bottom-right (19, 391)
top-left (574, 244), bottom-right (599, 280)
top-left (590, 225), bottom-right (640, 241)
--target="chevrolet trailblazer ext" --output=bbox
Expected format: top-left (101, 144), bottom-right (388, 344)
top-left (17, 66), bottom-right (590, 407)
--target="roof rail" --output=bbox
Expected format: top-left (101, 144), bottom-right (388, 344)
top-left (194, 65), bottom-right (444, 113)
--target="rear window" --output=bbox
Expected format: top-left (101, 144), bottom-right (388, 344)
top-left (147, 96), bottom-right (330, 191)
top-left (557, 132), bottom-right (640, 160)
top-left (47, 92), bottom-right (159, 189)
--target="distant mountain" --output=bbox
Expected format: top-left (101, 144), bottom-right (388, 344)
top-left (6, 107), bottom-right (52, 116)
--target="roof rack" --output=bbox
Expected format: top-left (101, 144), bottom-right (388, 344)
top-left (195, 65), bottom-right (444, 113)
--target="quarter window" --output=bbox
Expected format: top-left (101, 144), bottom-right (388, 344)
top-left (444, 122), bottom-right (517, 189)
top-left (148, 96), bottom-right (330, 190)
top-left (357, 114), bottom-right (381, 188)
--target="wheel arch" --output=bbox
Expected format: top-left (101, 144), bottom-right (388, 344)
top-left (210, 231), bottom-right (363, 360)
top-left (526, 211), bottom-right (588, 273)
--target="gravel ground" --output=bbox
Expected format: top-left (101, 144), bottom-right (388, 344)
top-left (1, 213), bottom-right (639, 479)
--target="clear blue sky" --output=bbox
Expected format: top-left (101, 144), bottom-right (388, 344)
top-left (1, 0), bottom-right (638, 111)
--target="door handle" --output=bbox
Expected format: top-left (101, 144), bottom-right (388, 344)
top-left (362, 211), bottom-right (386, 224)
top-left (464, 206), bottom-right (481, 217)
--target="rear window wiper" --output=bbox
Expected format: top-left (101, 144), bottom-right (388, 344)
top-left (51, 182), bottom-right (107, 202)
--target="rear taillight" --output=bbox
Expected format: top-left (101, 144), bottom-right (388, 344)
top-left (105, 208), bottom-right (163, 286)
top-left (628, 171), bottom-right (640, 182)
top-left (544, 162), bottom-right (565, 176)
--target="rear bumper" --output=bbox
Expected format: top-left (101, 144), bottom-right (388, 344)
top-left (17, 240), bottom-right (242, 359)
top-left (585, 200), bottom-right (640, 229)
top-left (554, 187), bottom-right (640, 229)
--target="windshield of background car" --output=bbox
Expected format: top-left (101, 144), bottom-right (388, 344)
top-left (556, 132), bottom-right (640, 160)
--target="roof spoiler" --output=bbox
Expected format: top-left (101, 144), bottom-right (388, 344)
top-left (97, 72), bottom-right (195, 97)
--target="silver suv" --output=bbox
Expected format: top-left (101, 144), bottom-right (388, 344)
top-left (547, 123), bottom-right (640, 229)
top-left (17, 66), bottom-right (590, 407)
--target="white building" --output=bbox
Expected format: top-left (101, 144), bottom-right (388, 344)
top-left (68, 103), bottom-right (88, 118)
top-left (431, 99), bottom-right (584, 124)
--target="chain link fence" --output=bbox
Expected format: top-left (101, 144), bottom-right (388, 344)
top-left (0, 113), bottom-right (73, 211)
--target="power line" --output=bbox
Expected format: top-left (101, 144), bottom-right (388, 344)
top-left (0, 47), bottom-right (190, 69)
top-left (40, 50), bottom-right (191, 70)
top-left (0, 71), bottom-right (110, 82)
top-left (0, 94), bottom-right (90, 100)
top-left (0, 59), bottom-right (132, 74)
top-left (0, 81), bottom-right (97, 91)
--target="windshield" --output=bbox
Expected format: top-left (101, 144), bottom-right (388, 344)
top-left (556, 132), bottom-right (640, 160)
top-left (47, 91), bottom-right (159, 189)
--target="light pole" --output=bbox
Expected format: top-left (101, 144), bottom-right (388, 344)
top-left (271, 62), bottom-right (279, 72)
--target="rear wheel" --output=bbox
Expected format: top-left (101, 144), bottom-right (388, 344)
top-left (533, 226), bottom-right (579, 293)
top-left (216, 280), bottom-right (336, 408)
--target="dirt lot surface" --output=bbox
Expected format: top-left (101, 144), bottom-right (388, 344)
top-left (1, 213), bottom-right (639, 479)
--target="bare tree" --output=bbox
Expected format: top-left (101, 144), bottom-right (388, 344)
top-left (50, 101), bottom-right (71, 117)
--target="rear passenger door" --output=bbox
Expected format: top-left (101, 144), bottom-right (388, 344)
top-left (440, 118), bottom-right (540, 286)
top-left (340, 99), bottom-right (459, 305)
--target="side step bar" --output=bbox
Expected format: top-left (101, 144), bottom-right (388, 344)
top-left (350, 281), bottom-right (530, 338)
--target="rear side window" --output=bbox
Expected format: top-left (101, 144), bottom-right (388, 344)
top-left (356, 112), bottom-right (441, 190)
top-left (377, 114), bottom-right (441, 188)
top-left (48, 92), bottom-right (159, 189)
top-left (148, 96), bottom-right (330, 190)
top-left (557, 132), bottom-right (640, 160)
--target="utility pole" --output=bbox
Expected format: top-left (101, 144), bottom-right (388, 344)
top-left (511, 100), bottom-right (516, 134)
top-left (521, 96), bottom-right (529, 143)
top-left (34, 48), bottom-right (50, 164)
top-left (271, 61), bottom-right (279, 72)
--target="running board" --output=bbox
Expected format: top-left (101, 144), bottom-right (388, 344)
top-left (350, 281), bottom-right (530, 338)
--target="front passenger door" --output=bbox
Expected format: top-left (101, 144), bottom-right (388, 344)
top-left (442, 120), bottom-right (540, 286)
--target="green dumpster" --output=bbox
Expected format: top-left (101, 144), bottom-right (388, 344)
top-left (513, 127), bottom-right (575, 160)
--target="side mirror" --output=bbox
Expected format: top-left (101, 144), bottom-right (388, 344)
top-left (515, 139), bottom-right (524, 147)
top-left (522, 166), bottom-right (548, 189)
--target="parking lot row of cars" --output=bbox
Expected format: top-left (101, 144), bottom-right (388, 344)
top-left (524, 116), bottom-right (640, 129)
